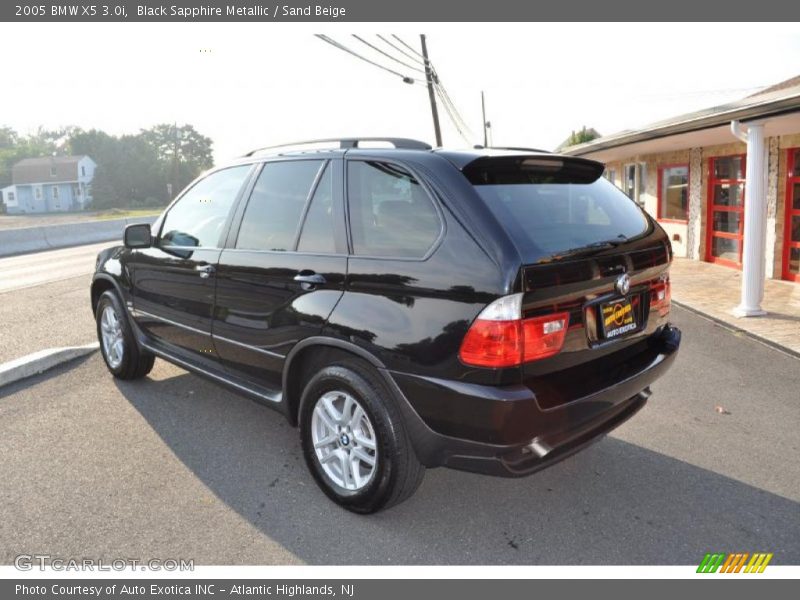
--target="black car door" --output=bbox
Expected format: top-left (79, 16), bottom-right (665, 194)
top-left (212, 158), bottom-right (348, 392)
top-left (130, 164), bottom-right (255, 363)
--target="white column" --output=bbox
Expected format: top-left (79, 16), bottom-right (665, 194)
top-left (733, 121), bottom-right (768, 317)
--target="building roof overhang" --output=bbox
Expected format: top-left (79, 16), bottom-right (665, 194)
top-left (562, 87), bottom-right (800, 162)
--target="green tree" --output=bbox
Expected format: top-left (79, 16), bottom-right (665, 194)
top-left (25, 126), bottom-right (75, 154)
top-left (0, 126), bottom-right (18, 148)
top-left (0, 126), bottom-right (20, 187)
top-left (141, 123), bottom-right (214, 196)
top-left (70, 129), bottom-right (169, 209)
top-left (0, 123), bottom-right (214, 210)
top-left (0, 126), bottom-right (68, 187)
top-left (563, 126), bottom-right (601, 147)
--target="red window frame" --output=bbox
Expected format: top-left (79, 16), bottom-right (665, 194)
top-left (705, 154), bottom-right (746, 269)
top-left (782, 148), bottom-right (800, 282)
top-left (657, 163), bottom-right (690, 223)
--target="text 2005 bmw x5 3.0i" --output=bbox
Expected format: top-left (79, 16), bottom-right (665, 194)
top-left (91, 138), bottom-right (681, 513)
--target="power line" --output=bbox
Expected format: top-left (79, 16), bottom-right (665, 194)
top-left (351, 34), bottom-right (426, 73)
top-left (315, 35), bottom-right (422, 84)
top-left (317, 33), bottom-right (473, 145)
top-left (436, 81), bottom-right (473, 135)
top-left (429, 65), bottom-right (475, 140)
top-left (436, 90), bottom-right (469, 142)
top-left (391, 35), bottom-right (426, 60)
top-left (395, 34), bottom-right (473, 141)
top-left (434, 85), bottom-right (474, 144)
top-left (376, 35), bottom-right (426, 66)
top-left (432, 80), bottom-right (473, 143)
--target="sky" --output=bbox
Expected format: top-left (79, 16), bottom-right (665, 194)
top-left (1, 22), bottom-right (799, 163)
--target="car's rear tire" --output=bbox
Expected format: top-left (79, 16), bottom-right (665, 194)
top-left (95, 290), bottom-right (155, 380)
top-left (299, 358), bottom-right (425, 513)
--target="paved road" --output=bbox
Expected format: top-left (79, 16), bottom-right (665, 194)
top-left (0, 242), bottom-right (111, 363)
top-left (0, 306), bottom-right (798, 565)
top-left (0, 241), bottom-right (112, 294)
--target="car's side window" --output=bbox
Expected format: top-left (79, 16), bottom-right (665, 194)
top-left (236, 160), bottom-right (324, 252)
top-left (347, 161), bottom-right (441, 258)
top-left (160, 165), bottom-right (251, 249)
top-left (297, 164), bottom-right (335, 254)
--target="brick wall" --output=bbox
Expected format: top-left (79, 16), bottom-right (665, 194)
top-left (767, 137), bottom-right (779, 279)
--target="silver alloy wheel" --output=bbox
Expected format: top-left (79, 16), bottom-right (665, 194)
top-left (311, 390), bottom-right (378, 491)
top-left (100, 304), bottom-right (124, 369)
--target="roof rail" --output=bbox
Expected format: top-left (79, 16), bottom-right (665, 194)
top-left (243, 137), bottom-right (432, 157)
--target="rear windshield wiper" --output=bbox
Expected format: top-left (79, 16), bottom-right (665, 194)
top-left (543, 236), bottom-right (629, 261)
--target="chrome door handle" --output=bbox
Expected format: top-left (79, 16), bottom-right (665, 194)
top-left (293, 272), bottom-right (326, 290)
top-left (196, 264), bottom-right (216, 279)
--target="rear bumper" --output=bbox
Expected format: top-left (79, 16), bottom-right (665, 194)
top-left (384, 324), bottom-right (681, 477)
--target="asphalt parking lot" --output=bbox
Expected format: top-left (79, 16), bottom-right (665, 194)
top-left (1, 303), bottom-right (798, 565)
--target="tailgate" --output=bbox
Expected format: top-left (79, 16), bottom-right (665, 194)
top-left (520, 239), bottom-right (672, 409)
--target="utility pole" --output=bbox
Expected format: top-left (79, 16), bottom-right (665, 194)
top-left (420, 34), bottom-right (442, 147)
top-left (170, 123), bottom-right (180, 200)
top-left (481, 91), bottom-right (488, 147)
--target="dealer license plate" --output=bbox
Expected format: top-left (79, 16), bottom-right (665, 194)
top-left (600, 297), bottom-right (638, 340)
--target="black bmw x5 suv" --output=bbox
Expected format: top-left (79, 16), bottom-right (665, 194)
top-left (91, 137), bottom-right (681, 513)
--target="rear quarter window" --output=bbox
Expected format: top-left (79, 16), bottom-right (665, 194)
top-left (347, 160), bottom-right (441, 259)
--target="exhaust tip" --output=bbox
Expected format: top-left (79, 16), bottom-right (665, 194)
top-left (524, 439), bottom-right (552, 459)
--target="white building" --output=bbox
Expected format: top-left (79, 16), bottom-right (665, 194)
top-left (562, 75), bottom-right (800, 315)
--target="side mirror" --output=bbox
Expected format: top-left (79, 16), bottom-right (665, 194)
top-left (124, 223), bottom-right (152, 249)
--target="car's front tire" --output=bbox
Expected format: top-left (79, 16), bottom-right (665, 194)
top-left (95, 290), bottom-right (154, 380)
top-left (299, 358), bottom-right (425, 513)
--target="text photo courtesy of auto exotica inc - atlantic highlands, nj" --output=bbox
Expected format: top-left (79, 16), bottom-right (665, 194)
top-left (0, 3), bottom-right (799, 598)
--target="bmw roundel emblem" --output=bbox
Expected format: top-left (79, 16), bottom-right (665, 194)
top-left (615, 273), bottom-right (631, 296)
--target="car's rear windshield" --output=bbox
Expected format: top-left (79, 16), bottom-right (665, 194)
top-left (464, 157), bottom-right (650, 263)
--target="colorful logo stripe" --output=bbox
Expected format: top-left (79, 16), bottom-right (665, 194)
top-left (697, 552), bottom-right (773, 573)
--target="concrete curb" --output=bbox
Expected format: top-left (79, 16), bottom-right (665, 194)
top-left (673, 299), bottom-right (800, 360)
top-left (0, 343), bottom-right (100, 389)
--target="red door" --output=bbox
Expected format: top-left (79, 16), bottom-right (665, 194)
top-left (783, 148), bottom-right (800, 282)
top-left (706, 155), bottom-right (746, 268)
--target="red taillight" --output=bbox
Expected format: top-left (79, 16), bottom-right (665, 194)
top-left (458, 319), bottom-right (524, 368)
top-left (522, 313), bottom-right (570, 362)
top-left (651, 278), bottom-right (671, 317)
top-left (459, 296), bottom-right (569, 368)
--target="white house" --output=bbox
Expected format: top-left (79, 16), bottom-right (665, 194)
top-left (1, 155), bottom-right (96, 213)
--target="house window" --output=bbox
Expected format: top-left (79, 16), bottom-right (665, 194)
top-left (52, 187), bottom-right (59, 200)
top-left (35, 187), bottom-right (42, 200)
top-left (81, 166), bottom-right (86, 177)
top-left (50, 166), bottom-right (57, 177)
top-left (658, 165), bottom-right (689, 221)
top-left (624, 162), bottom-right (647, 205)
top-left (7, 192), bottom-right (14, 202)
top-left (605, 168), bottom-right (617, 186)
top-left (624, 164), bottom-right (635, 199)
